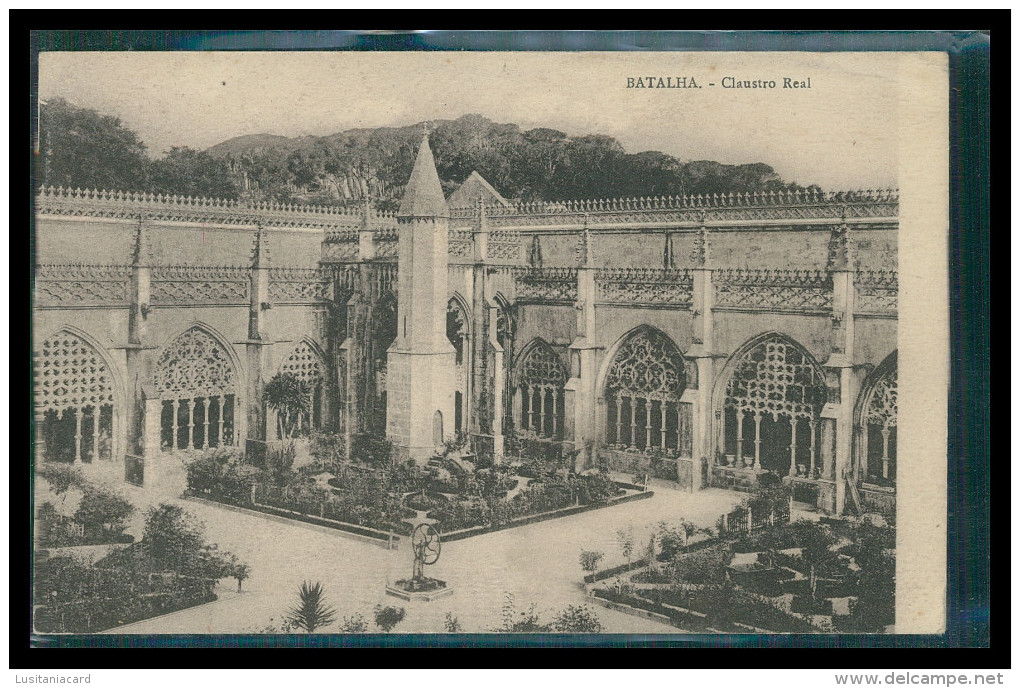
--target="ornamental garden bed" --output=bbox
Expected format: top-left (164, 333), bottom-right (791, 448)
top-left (588, 510), bottom-right (896, 633)
top-left (184, 440), bottom-right (645, 543)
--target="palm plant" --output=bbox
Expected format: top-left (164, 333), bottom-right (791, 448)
top-left (285, 580), bottom-right (338, 633)
top-left (262, 372), bottom-right (311, 439)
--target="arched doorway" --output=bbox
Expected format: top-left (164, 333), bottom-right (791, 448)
top-left (35, 329), bottom-right (119, 463)
top-left (513, 339), bottom-right (568, 439)
top-left (603, 327), bottom-right (687, 452)
top-left (154, 326), bottom-right (239, 451)
top-left (720, 334), bottom-right (827, 476)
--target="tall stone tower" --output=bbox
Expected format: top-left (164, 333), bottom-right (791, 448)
top-left (386, 132), bottom-right (457, 463)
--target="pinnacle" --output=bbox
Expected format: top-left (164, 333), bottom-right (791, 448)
top-left (398, 134), bottom-right (449, 219)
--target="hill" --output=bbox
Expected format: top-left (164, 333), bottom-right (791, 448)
top-left (204, 114), bottom-right (821, 210)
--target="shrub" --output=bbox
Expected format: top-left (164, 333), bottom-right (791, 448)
top-left (657, 519), bottom-right (697, 560)
top-left (267, 442), bottom-right (296, 483)
top-left (350, 435), bottom-right (394, 469)
top-left (339, 613), bottom-right (368, 633)
top-left (286, 581), bottom-right (338, 633)
top-left (551, 605), bottom-right (602, 633)
top-left (74, 485), bottom-right (135, 539)
top-left (665, 544), bottom-right (730, 586)
top-left (444, 612), bottom-right (462, 632)
top-left (309, 431), bottom-right (346, 471)
top-left (141, 503), bottom-right (206, 570)
top-left (37, 463), bottom-right (87, 494)
top-left (574, 471), bottom-right (616, 504)
top-left (373, 605), bottom-right (406, 632)
top-left (579, 549), bottom-right (604, 578)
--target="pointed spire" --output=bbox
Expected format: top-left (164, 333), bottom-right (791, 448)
top-left (251, 223), bottom-right (271, 269)
top-left (398, 128), bottom-right (449, 219)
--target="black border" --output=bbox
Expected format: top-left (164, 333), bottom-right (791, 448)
top-left (13, 18), bottom-right (997, 668)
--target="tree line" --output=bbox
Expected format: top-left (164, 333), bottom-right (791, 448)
top-left (36, 99), bottom-right (822, 209)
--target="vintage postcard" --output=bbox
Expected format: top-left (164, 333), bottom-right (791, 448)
top-left (31, 45), bottom-right (948, 640)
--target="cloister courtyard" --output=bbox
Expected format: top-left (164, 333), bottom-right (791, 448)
top-left (40, 464), bottom-right (743, 635)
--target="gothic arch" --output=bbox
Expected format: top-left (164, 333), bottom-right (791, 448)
top-left (153, 322), bottom-right (244, 451)
top-left (598, 325), bottom-right (689, 452)
top-left (714, 331), bottom-right (827, 475)
top-left (275, 336), bottom-right (329, 436)
top-left (512, 338), bottom-right (568, 439)
top-left (853, 351), bottom-right (897, 486)
top-left (34, 325), bottom-right (126, 463)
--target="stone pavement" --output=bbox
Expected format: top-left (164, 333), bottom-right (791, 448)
top-left (94, 475), bottom-right (741, 635)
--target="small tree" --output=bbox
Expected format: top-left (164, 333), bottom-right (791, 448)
top-left (262, 372), bottom-right (311, 440)
top-left (285, 581), bottom-right (337, 633)
top-left (232, 561), bottom-right (252, 592)
top-left (616, 525), bottom-right (635, 567)
top-left (579, 549), bottom-right (604, 581)
top-left (373, 605), bottom-right (406, 632)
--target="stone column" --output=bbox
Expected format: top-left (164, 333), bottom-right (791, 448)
top-left (245, 223), bottom-right (272, 445)
top-left (126, 215), bottom-right (153, 459)
top-left (824, 214), bottom-right (857, 515)
top-left (470, 200), bottom-right (491, 445)
top-left (141, 394), bottom-right (163, 458)
top-left (686, 220), bottom-right (715, 489)
top-left (486, 300), bottom-right (505, 460)
top-left (565, 225), bottom-right (600, 467)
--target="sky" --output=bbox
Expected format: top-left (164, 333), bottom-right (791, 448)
top-left (38, 51), bottom-right (907, 190)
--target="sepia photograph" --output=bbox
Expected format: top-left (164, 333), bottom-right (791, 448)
top-left (30, 45), bottom-right (950, 641)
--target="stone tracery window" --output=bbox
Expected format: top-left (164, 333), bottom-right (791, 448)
top-left (604, 328), bottom-right (687, 452)
top-left (35, 331), bottom-right (117, 463)
top-left (515, 340), bottom-right (567, 439)
top-left (722, 336), bottom-right (827, 475)
top-left (154, 327), bottom-right (238, 451)
top-left (862, 361), bottom-right (897, 484)
top-left (278, 340), bottom-right (326, 436)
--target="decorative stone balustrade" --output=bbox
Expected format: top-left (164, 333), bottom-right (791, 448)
top-left (268, 267), bottom-right (333, 303)
top-left (855, 269), bottom-right (898, 314)
top-left (151, 265), bottom-right (251, 306)
top-left (595, 268), bottom-right (694, 307)
top-left (714, 268), bottom-right (833, 311)
top-left (35, 185), bottom-right (400, 230)
top-left (34, 263), bottom-right (133, 307)
top-left (513, 267), bottom-right (578, 303)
